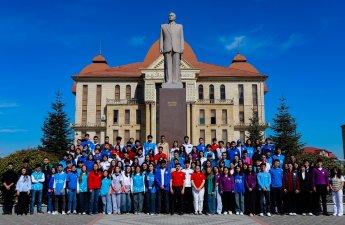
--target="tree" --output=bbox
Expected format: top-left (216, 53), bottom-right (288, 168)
top-left (246, 109), bottom-right (264, 143)
top-left (41, 92), bottom-right (73, 154)
top-left (270, 97), bottom-right (304, 156)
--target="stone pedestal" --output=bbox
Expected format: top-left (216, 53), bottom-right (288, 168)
top-left (158, 88), bottom-right (186, 146)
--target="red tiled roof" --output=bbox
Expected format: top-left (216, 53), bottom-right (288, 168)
top-left (77, 62), bottom-right (144, 77)
top-left (302, 147), bottom-right (337, 159)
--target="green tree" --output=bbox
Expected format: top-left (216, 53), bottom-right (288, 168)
top-left (41, 92), bottom-right (73, 154)
top-left (246, 109), bottom-right (264, 143)
top-left (270, 97), bottom-right (304, 156)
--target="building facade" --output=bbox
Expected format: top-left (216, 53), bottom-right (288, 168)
top-left (71, 40), bottom-right (269, 144)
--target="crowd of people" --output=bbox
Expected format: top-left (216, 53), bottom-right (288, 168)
top-left (1, 134), bottom-right (344, 217)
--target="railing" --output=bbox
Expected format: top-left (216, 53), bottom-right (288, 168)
top-left (234, 122), bottom-right (270, 128)
top-left (106, 98), bottom-right (143, 105)
top-left (71, 122), bottom-right (106, 128)
top-left (196, 99), bottom-right (234, 104)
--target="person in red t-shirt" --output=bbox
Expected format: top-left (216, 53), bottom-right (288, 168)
top-left (191, 165), bottom-right (206, 214)
top-left (170, 163), bottom-right (185, 215)
top-left (88, 164), bottom-right (102, 214)
top-left (211, 138), bottom-right (219, 152)
top-left (154, 146), bottom-right (167, 164)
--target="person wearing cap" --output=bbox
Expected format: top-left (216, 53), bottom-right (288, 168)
top-left (53, 164), bottom-right (67, 215)
top-left (143, 135), bottom-right (157, 157)
top-left (170, 163), bottom-right (186, 215)
top-left (155, 160), bottom-right (170, 214)
top-left (257, 163), bottom-right (272, 217)
top-left (1, 162), bottom-right (18, 215)
top-left (261, 138), bottom-right (275, 155)
top-left (30, 164), bottom-right (45, 214)
top-left (182, 161), bottom-right (194, 214)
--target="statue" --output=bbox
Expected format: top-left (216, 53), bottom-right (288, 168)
top-left (160, 12), bottom-right (184, 88)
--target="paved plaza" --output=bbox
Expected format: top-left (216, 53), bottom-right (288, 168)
top-left (1, 213), bottom-right (344, 225)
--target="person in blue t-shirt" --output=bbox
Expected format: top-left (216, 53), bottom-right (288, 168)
top-left (233, 166), bottom-right (245, 215)
top-left (227, 141), bottom-right (240, 162)
top-left (81, 133), bottom-right (93, 149)
top-left (261, 138), bottom-right (275, 155)
top-left (269, 159), bottom-right (283, 214)
top-left (272, 146), bottom-right (285, 169)
top-left (244, 139), bottom-right (255, 159)
top-left (66, 165), bottom-right (78, 214)
top-left (53, 164), bottom-right (67, 215)
top-left (196, 138), bottom-right (206, 153)
top-left (143, 135), bottom-right (157, 157)
top-left (145, 163), bottom-right (156, 215)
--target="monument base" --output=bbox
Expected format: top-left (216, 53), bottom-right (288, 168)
top-left (158, 88), bottom-right (187, 147)
top-left (161, 82), bottom-right (183, 89)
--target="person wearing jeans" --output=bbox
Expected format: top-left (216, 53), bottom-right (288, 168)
top-left (155, 160), bottom-right (171, 214)
top-left (233, 166), bottom-right (245, 215)
top-left (111, 166), bottom-right (123, 214)
top-left (77, 165), bottom-right (88, 215)
top-left (121, 166), bottom-right (132, 214)
top-left (100, 170), bottom-right (112, 214)
top-left (205, 167), bottom-right (216, 215)
top-left (88, 164), bottom-right (102, 215)
top-left (53, 164), bottom-right (67, 215)
top-left (30, 164), bottom-right (45, 214)
top-left (66, 165), bottom-right (78, 214)
top-left (46, 167), bottom-right (56, 214)
top-left (214, 167), bottom-right (223, 214)
top-left (257, 163), bottom-right (271, 217)
top-left (145, 163), bottom-right (156, 215)
top-left (191, 165), bottom-right (206, 215)
top-left (131, 166), bottom-right (145, 214)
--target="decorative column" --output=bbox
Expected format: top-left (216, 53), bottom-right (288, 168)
top-left (186, 103), bottom-right (191, 139)
top-left (151, 102), bottom-right (156, 141)
top-left (145, 103), bottom-right (150, 136)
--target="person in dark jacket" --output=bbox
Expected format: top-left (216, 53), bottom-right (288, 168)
top-left (205, 166), bottom-right (216, 215)
top-left (2, 162), bottom-right (18, 215)
top-left (298, 165), bottom-right (313, 216)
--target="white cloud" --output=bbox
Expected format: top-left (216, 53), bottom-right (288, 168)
top-left (221, 36), bottom-right (246, 51)
top-left (129, 35), bottom-right (146, 46)
top-left (0, 102), bottom-right (19, 108)
top-left (0, 129), bottom-right (28, 133)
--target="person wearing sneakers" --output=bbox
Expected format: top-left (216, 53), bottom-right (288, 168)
top-left (219, 167), bottom-right (234, 215)
top-left (191, 165), bottom-right (206, 215)
top-left (30, 164), bottom-right (45, 214)
top-left (283, 163), bottom-right (300, 216)
top-left (257, 163), bottom-right (271, 217)
top-left (77, 165), bottom-right (88, 215)
top-left (100, 170), bottom-right (112, 214)
top-left (312, 158), bottom-right (329, 216)
top-left (245, 164), bottom-right (257, 217)
top-left (233, 166), bottom-right (245, 215)
top-left (53, 164), bottom-right (67, 215)
top-left (66, 165), bottom-right (78, 214)
top-left (111, 166), bottom-right (123, 215)
top-left (329, 167), bottom-right (344, 217)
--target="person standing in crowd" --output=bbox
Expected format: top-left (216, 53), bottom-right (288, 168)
top-left (272, 146), bottom-right (285, 168)
top-left (298, 165), bottom-right (313, 216)
top-left (77, 165), bottom-right (88, 215)
top-left (121, 166), bottom-right (132, 214)
top-left (257, 163), bottom-right (271, 217)
top-left (88, 163), bottom-right (102, 215)
top-left (157, 135), bottom-right (169, 158)
top-left (233, 166), bottom-right (245, 215)
top-left (131, 166), bottom-right (145, 214)
top-left (205, 166), bottom-right (216, 215)
top-left (261, 138), bottom-right (275, 155)
top-left (312, 158), bottom-right (329, 216)
top-left (245, 164), bottom-right (257, 217)
top-left (219, 167), bottom-right (234, 215)
top-left (1, 162), bottom-right (18, 215)
top-left (191, 165), bottom-right (206, 215)
top-left (47, 167), bottom-right (56, 214)
top-left (145, 163), bottom-right (156, 215)
top-left (182, 161), bottom-right (194, 214)
top-left (196, 138), bottom-right (206, 154)
top-left (16, 168), bottom-right (31, 215)
top-left (170, 163), bottom-right (185, 215)
top-left (30, 164), bottom-right (45, 214)
top-left (244, 139), bottom-right (254, 159)
top-left (53, 164), bottom-right (67, 215)
top-left (214, 166), bottom-right (223, 215)
top-left (143, 135), bottom-right (157, 157)
top-left (100, 170), bottom-right (112, 214)
top-left (269, 159), bottom-right (283, 215)
top-left (41, 157), bottom-right (53, 205)
top-left (182, 136), bottom-right (193, 155)
top-left (111, 166), bottom-right (123, 214)
top-left (155, 160), bottom-right (170, 214)
top-left (329, 167), bottom-right (344, 216)
top-left (66, 165), bottom-right (78, 214)
top-left (283, 163), bottom-right (300, 216)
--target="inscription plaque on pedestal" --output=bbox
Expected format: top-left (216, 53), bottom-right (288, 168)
top-left (158, 88), bottom-right (187, 146)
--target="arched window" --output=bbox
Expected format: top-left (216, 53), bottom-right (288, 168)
top-left (126, 85), bottom-right (131, 100)
top-left (220, 84), bottom-right (226, 100)
top-left (198, 85), bottom-right (204, 100)
top-left (115, 85), bottom-right (120, 101)
top-left (209, 85), bottom-right (214, 100)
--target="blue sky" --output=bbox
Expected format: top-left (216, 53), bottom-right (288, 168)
top-left (0, 0), bottom-right (344, 158)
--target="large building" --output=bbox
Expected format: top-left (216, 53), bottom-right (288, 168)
top-left (71, 40), bottom-right (269, 145)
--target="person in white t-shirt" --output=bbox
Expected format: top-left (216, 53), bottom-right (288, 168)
top-left (330, 167), bottom-right (344, 217)
top-left (182, 161), bottom-right (194, 214)
top-left (182, 136), bottom-right (193, 155)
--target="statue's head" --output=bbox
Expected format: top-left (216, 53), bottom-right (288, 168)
top-left (168, 12), bottom-right (176, 22)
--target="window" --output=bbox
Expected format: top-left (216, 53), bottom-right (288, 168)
top-left (136, 84), bottom-right (143, 101)
top-left (136, 130), bottom-right (141, 140)
top-left (200, 129), bottom-right (205, 140)
top-left (199, 109), bottom-right (205, 125)
top-left (115, 85), bottom-right (120, 101)
top-left (240, 131), bottom-right (245, 143)
top-left (211, 109), bottom-right (216, 125)
top-left (113, 110), bottom-right (119, 124)
top-left (209, 85), bottom-right (214, 101)
top-left (96, 85), bottom-right (102, 124)
top-left (211, 129), bottom-right (216, 140)
top-left (220, 84), bottom-right (226, 100)
top-left (124, 130), bottom-right (130, 142)
top-left (125, 110), bottom-right (130, 124)
top-left (238, 84), bottom-right (244, 105)
top-left (252, 84), bottom-right (258, 106)
top-left (136, 110), bottom-right (141, 124)
top-left (198, 85), bottom-right (204, 100)
top-left (222, 129), bottom-right (228, 143)
top-left (82, 85), bottom-right (88, 123)
top-left (112, 130), bottom-right (119, 145)
top-left (222, 109), bottom-right (227, 124)
top-left (126, 85), bottom-right (131, 100)
top-left (239, 111), bottom-right (245, 123)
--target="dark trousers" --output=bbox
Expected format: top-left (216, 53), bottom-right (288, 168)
top-left (221, 191), bottom-right (233, 212)
top-left (17, 192), bottom-right (30, 215)
top-left (2, 188), bottom-right (15, 214)
top-left (171, 186), bottom-right (183, 214)
top-left (145, 192), bottom-right (156, 214)
top-left (260, 191), bottom-right (270, 214)
top-left (156, 189), bottom-right (170, 213)
top-left (245, 190), bottom-right (256, 214)
top-left (55, 195), bottom-right (66, 213)
top-left (79, 192), bottom-right (88, 213)
top-left (299, 190), bottom-right (312, 213)
top-left (271, 187), bottom-right (283, 214)
top-left (314, 185), bottom-right (328, 215)
top-left (183, 187), bottom-right (193, 213)
top-left (286, 191), bottom-right (297, 213)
